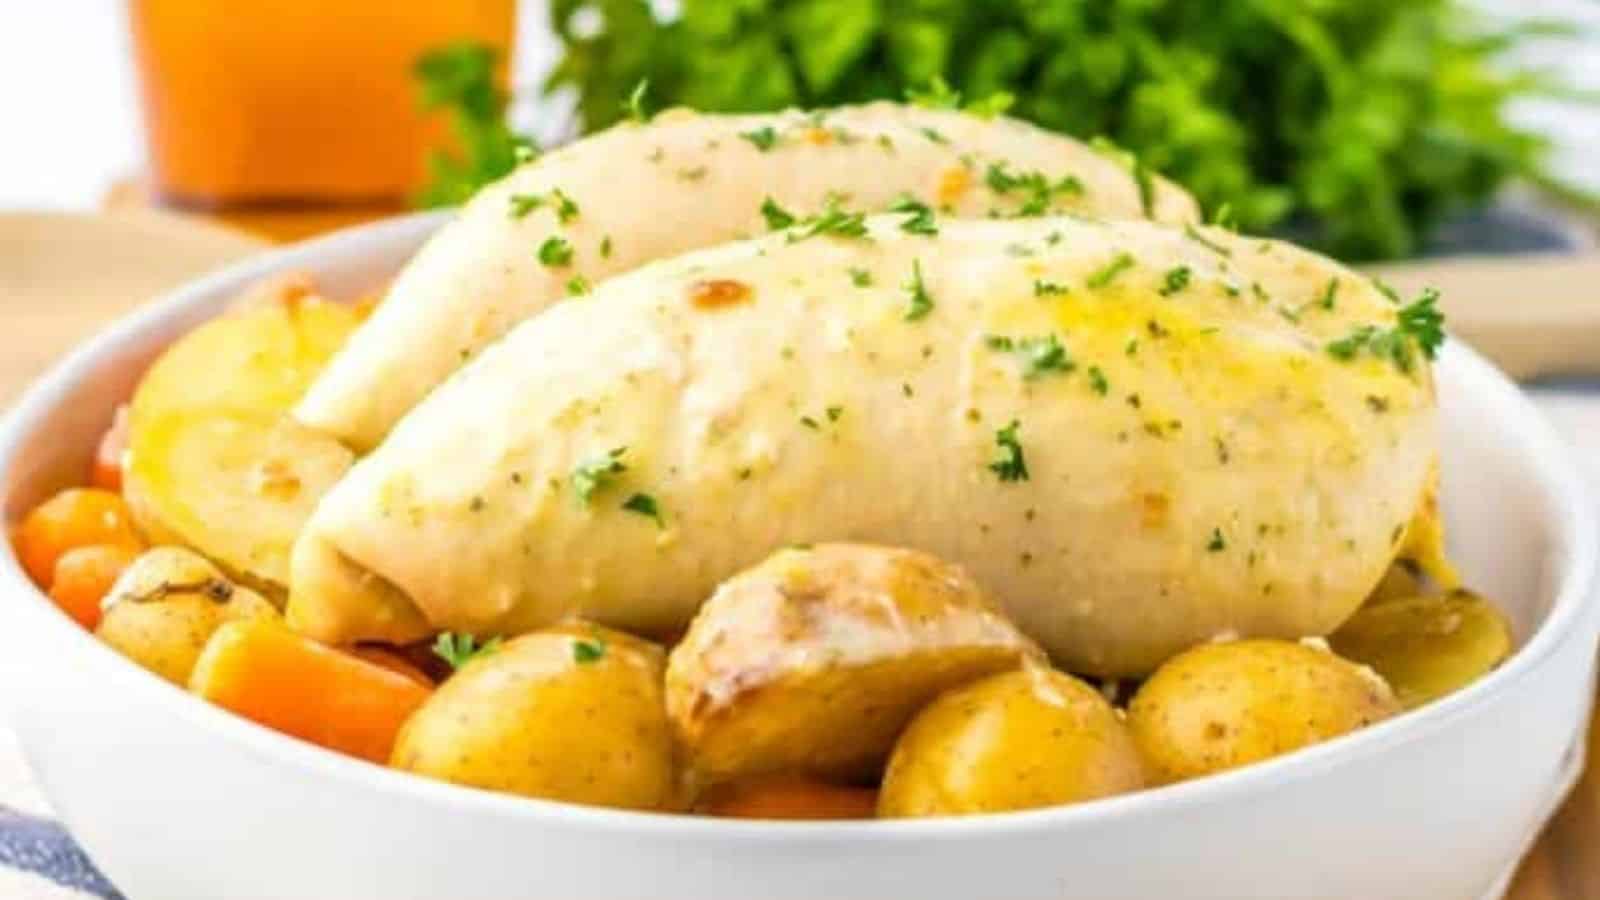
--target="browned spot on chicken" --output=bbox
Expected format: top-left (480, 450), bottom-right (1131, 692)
top-left (936, 166), bottom-right (972, 206)
top-left (1140, 492), bottom-right (1170, 529)
top-left (689, 279), bottom-right (753, 310)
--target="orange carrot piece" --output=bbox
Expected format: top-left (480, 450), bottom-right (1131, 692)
top-left (351, 646), bottom-right (435, 687)
top-left (90, 406), bottom-right (130, 492)
top-left (49, 544), bottom-right (139, 630)
top-left (705, 777), bottom-right (878, 820)
top-left (190, 619), bottom-right (432, 763)
top-left (14, 488), bottom-right (142, 588)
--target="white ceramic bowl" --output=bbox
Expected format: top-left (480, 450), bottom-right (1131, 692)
top-left (0, 214), bottom-right (1595, 900)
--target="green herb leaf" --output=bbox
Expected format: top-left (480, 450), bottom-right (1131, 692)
top-left (1087, 366), bottom-right (1110, 396)
top-left (551, 188), bottom-right (580, 224)
top-left (903, 259), bottom-right (934, 321)
top-left (1325, 289), bottom-right (1445, 374)
top-left (1087, 252), bottom-right (1136, 290)
top-left (740, 125), bottom-right (779, 151)
top-left (890, 194), bottom-right (938, 235)
top-left (1207, 528), bottom-right (1227, 552)
top-left (622, 492), bottom-right (664, 526)
top-left (572, 447), bottom-right (628, 504)
top-left (432, 632), bottom-right (501, 670)
top-left (1159, 266), bottom-right (1192, 296)
top-left (1320, 278), bottom-right (1339, 311)
top-left (411, 42), bottom-right (530, 209)
top-left (508, 193), bottom-right (543, 219)
top-left (848, 267), bottom-right (873, 287)
top-left (906, 76), bottom-right (962, 109)
top-left (1183, 224), bottom-right (1232, 258)
top-left (566, 275), bottom-right (591, 296)
top-left (965, 91), bottom-right (1015, 119)
top-left (789, 196), bottom-right (869, 241)
top-left (538, 236), bottom-right (574, 267)
top-left (572, 637), bottom-right (607, 664)
top-left (988, 420), bottom-right (1029, 482)
top-left (1034, 280), bottom-right (1068, 297)
top-left (761, 197), bottom-right (797, 230)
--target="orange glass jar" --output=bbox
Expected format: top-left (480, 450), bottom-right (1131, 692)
top-left (128, 0), bottom-right (515, 208)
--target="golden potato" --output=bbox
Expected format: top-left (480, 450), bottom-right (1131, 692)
top-left (124, 291), bottom-right (358, 591)
top-left (390, 623), bottom-right (678, 811)
top-left (1330, 590), bottom-right (1512, 709)
top-left (1128, 639), bottom-right (1400, 783)
top-left (95, 547), bottom-right (279, 685)
top-left (126, 417), bottom-right (352, 592)
top-left (666, 543), bottom-right (1040, 784)
top-left (879, 666), bottom-right (1145, 817)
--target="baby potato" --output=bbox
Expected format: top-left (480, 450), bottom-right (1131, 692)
top-left (95, 547), bottom-right (279, 685)
top-left (1128, 639), bottom-right (1399, 783)
top-left (666, 543), bottom-right (1040, 784)
top-left (124, 289), bottom-right (358, 592)
top-left (879, 666), bottom-right (1145, 818)
top-left (391, 623), bottom-right (678, 811)
top-left (1330, 590), bottom-right (1512, 709)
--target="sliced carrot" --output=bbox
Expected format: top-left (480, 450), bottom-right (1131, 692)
top-left (90, 406), bottom-right (130, 492)
top-left (191, 619), bottom-right (432, 764)
top-left (704, 777), bottom-right (878, 820)
top-left (351, 646), bottom-right (435, 687)
top-left (49, 544), bottom-right (139, 630)
top-left (14, 488), bottom-right (142, 588)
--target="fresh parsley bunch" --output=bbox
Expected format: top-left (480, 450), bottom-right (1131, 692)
top-left (412, 43), bottom-right (533, 209)
top-left (543, 0), bottom-right (1584, 260)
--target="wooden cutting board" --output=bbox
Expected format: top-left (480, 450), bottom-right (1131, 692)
top-left (1, 211), bottom-right (1595, 899)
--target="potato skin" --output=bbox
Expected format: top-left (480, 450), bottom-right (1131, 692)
top-left (1330, 590), bottom-right (1511, 709)
top-left (95, 547), bottom-right (279, 685)
top-left (666, 544), bottom-right (1040, 784)
top-left (1128, 639), bottom-right (1400, 783)
top-left (391, 623), bottom-right (678, 811)
top-left (879, 666), bottom-right (1145, 817)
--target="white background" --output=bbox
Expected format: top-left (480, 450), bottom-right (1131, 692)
top-left (0, 0), bottom-right (1595, 210)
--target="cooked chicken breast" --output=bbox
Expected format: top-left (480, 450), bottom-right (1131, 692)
top-left (289, 216), bottom-right (1437, 676)
top-left (293, 102), bottom-right (1198, 452)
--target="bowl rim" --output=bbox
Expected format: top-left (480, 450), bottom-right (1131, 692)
top-left (1, 212), bottom-right (1595, 843)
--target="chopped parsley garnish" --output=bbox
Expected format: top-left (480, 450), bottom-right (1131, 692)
top-left (890, 194), bottom-right (938, 235)
top-left (433, 632), bottom-right (501, 670)
top-left (1183, 223), bottom-right (1232, 257)
top-left (1207, 528), bottom-right (1227, 552)
top-left (903, 259), bottom-right (934, 321)
top-left (566, 275), bottom-right (590, 296)
top-left (571, 447), bottom-right (628, 505)
top-left (826, 405), bottom-right (844, 422)
top-left (1087, 252), bottom-right (1136, 289)
top-left (622, 492), bottom-right (664, 526)
top-left (848, 267), bottom-right (873, 287)
top-left (800, 415), bottom-right (820, 430)
top-left (1320, 278), bottom-right (1339, 310)
top-left (789, 196), bottom-right (869, 241)
top-left (985, 162), bottom-right (1084, 217)
top-left (508, 193), bottom-right (542, 219)
top-left (572, 637), bottom-right (607, 664)
top-left (1087, 366), bottom-right (1110, 395)
top-left (625, 78), bottom-right (651, 122)
top-left (988, 334), bottom-right (1074, 379)
top-left (1211, 202), bottom-right (1237, 230)
top-left (1325, 289), bottom-right (1445, 374)
top-left (760, 196), bottom-right (797, 230)
top-left (1034, 280), bottom-right (1068, 297)
top-left (600, 235), bottom-right (613, 258)
top-left (988, 420), bottom-right (1029, 482)
top-left (1159, 266), bottom-right (1191, 296)
top-left (538, 236), bottom-right (573, 267)
top-left (919, 126), bottom-right (949, 145)
top-left (740, 125), bottom-right (778, 151)
top-left (551, 188), bottom-right (580, 224)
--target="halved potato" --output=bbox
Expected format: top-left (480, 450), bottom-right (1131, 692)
top-left (665, 543), bottom-right (1040, 784)
top-left (391, 623), bottom-right (678, 811)
top-left (1330, 590), bottom-right (1512, 708)
top-left (96, 547), bottom-right (279, 685)
top-left (124, 288), bottom-right (358, 591)
top-left (126, 417), bottom-right (352, 592)
top-left (1127, 639), bottom-right (1400, 784)
top-left (879, 665), bottom-right (1146, 817)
